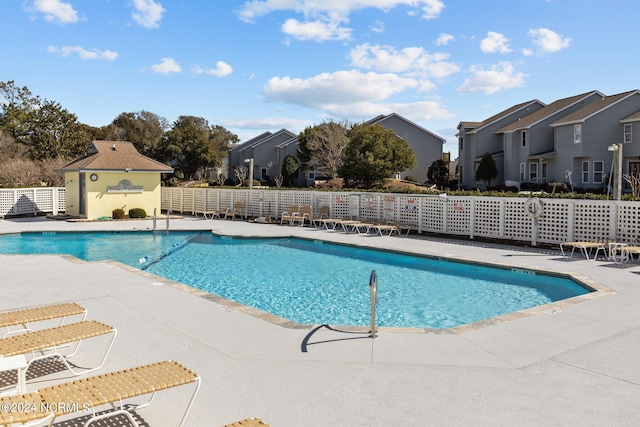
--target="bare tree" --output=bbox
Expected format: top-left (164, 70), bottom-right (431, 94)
top-left (0, 158), bottom-right (42, 187)
top-left (234, 165), bottom-right (247, 186)
top-left (623, 173), bottom-right (640, 198)
top-left (298, 119), bottom-right (350, 179)
top-left (216, 164), bottom-right (228, 187)
top-left (274, 175), bottom-right (284, 188)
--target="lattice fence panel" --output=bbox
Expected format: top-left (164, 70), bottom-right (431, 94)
top-left (537, 200), bottom-right (570, 244)
top-left (311, 193), bottom-right (333, 218)
top-left (194, 189), bottom-right (206, 214)
top-left (277, 191), bottom-right (297, 217)
top-left (218, 190), bottom-right (234, 212)
top-left (446, 198), bottom-right (471, 235)
top-left (56, 188), bottom-right (66, 213)
top-left (617, 202), bottom-right (640, 244)
top-left (161, 187), bottom-right (172, 210)
top-left (503, 198), bottom-right (531, 241)
top-left (420, 197), bottom-right (444, 233)
top-left (292, 191), bottom-right (313, 208)
top-left (11, 190), bottom-right (37, 215)
top-left (203, 189), bottom-right (220, 212)
top-left (359, 195), bottom-right (380, 221)
top-left (331, 193), bottom-right (351, 218)
top-left (474, 198), bottom-right (502, 238)
top-left (260, 191), bottom-right (278, 219)
top-left (246, 191), bottom-right (263, 218)
top-left (34, 188), bottom-right (54, 213)
top-left (397, 196), bottom-right (420, 226)
top-left (573, 202), bottom-right (611, 242)
top-left (180, 188), bottom-right (196, 214)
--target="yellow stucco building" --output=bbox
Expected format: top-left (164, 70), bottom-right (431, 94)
top-left (57, 140), bottom-right (173, 220)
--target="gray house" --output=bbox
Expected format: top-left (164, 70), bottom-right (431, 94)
top-left (366, 113), bottom-right (446, 181)
top-left (550, 90), bottom-right (640, 192)
top-left (497, 91), bottom-right (604, 187)
top-left (228, 113), bottom-right (446, 187)
top-left (457, 100), bottom-right (545, 189)
top-left (459, 89), bottom-right (640, 193)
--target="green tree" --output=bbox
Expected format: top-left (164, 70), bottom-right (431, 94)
top-left (101, 111), bottom-right (168, 157)
top-left (0, 81), bottom-right (40, 142)
top-left (26, 100), bottom-right (90, 160)
top-left (297, 119), bottom-right (349, 179)
top-left (281, 155), bottom-right (299, 187)
top-left (158, 116), bottom-right (237, 179)
top-left (475, 152), bottom-right (498, 187)
top-left (427, 159), bottom-right (449, 187)
top-left (339, 123), bottom-right (416, 188)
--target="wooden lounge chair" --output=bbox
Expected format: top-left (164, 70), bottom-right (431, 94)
top-left (559, 241), bottom-right (608, 260)
top-left (621, 245), bottom-right (640, 262)
top-left (0, 360), bottom-right (200, 427)
top-left (0, 320), bottom-right (116, 395)
top-left (312, 206), bottom-right (330, 228)
top-left (1, 303), bottom-right (86, 338)
top-left (280, 205), bottom-right (299, 225)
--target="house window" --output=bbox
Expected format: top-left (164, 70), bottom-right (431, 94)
top-left (593, 161), bottom-right (604, 184)
top-left (582, 161), bottom-right (589, 183)
top-left (624, 124), bottom-right (632, 143)
top-left (529, 163), bottom-right (538, 182)
top-left (308, 171), bottom-right (316, 180)
top-left (520, 163), bottom-right (525, 181)
top-left (574, 124), bottom-right (582, 144)
top-left (541, 162), bottom-right (548, 182)
top-left (521, 130), bottom-right (527, 147)
top-left (261, 168), bottom-right (268, 180)
top-left (459, 136), bottom-right (464, 150)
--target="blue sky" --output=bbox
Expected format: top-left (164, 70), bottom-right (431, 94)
top-left (2, 1), bottom-right (639, 158)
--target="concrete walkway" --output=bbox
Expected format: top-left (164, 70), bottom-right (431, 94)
top-left (1, 216), bottom-right (639, 426)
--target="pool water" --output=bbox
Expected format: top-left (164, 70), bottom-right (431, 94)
top-left (0, 231), bottom-right (590, 329)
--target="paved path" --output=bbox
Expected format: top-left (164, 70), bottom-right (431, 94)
top-left (1, 216), bottom-right (639, 426)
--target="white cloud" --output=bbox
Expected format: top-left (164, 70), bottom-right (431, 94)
top-left (131, 0), bottom-right (165, 29)
top-left (25, 0), bottom-right (78, 25)
top-left (150, 57), bottom-right (181, 74)
top-left (348, 44), bottom-right (459, 79)
top-left (480, 31), bottom-right (511, 54)
top-left (221, 117), bottom-right (313, 133)
top-left (436, 33), bottom-right (454, 46)
top-left (47, 46), bottom-right (118, 60)
top-left (528, 28), bottom-right (571, 53)
top-left (238, 1), bottom-right (444, 41)
top-left (370, 21), bottom-right (385, 33)
top-left (282, 18), bottom-right (352, 41)
top-left (193, 61), bottom-right (234, 77)
top-left (328, 100), bottom-right (453, 122)
top-left (457, 62), bottom-right (526, 94)
top-left (263, 70), bottom-right (418, 108)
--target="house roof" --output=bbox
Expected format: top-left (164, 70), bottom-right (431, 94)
top-left (367, 113), bottom-right (446, 143)
top-left (496, 91), bottom-right (604, 133)
top-left (551, 90), bottom-right (640, 126)
top-left (229, 131), bottom-right (272, 153)
top-left (464, 100), bottom-right (545, 134)
top-left (57, 140), bottom-right (173, 173)
top-left (235, 129), bottom-right (297, 152)
top-left (620, 109), bottom-right (640, 123)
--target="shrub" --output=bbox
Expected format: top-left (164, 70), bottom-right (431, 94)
top-left (128, 208), bottom-right (146, 218)
top-left (404, 175), bottom-right (418, 183)
top-left (112, 208), bottom-right (125, 219)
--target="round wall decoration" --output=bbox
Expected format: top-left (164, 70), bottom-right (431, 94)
top-left (90, 173), bottom-right (98, 181)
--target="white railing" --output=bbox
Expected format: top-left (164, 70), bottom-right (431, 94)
top-left (161, 187), bottom-right (640, 246)
top-left (0, 187), bottom-right (65, 217)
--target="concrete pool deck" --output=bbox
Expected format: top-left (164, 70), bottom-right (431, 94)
top-left (1, 216), bottom-right (639, 426)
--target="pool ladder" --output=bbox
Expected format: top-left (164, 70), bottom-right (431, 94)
top-left (369, 270), bottom-right (378, 338)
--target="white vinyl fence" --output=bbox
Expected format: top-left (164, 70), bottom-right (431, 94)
top-left (161, 187), bottom-right (640, 247)
top-left (0, 187), bottom-right (65, 218)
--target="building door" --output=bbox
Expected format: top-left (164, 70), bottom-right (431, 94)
top-left (79, 173), bottom-right (86, 216)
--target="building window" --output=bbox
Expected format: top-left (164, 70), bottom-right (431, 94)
top-left (593, 161), bottom-right (604, 184)
top-left (521, 130), bottom-right (527, 147)
top-left (261, 168), bottom-right (268, 180)
top-left (574, 124), bottom-right (582, 144)
top-left (308, 171), bottom-right (316, 180)
top-left (459, 136), bottom-right (463, 150)
top-left (582, 161), bottom-right (589, 183)
top-left (529, 163), bottom-right (538, 182)
top-left (541, 162), bottom-right (548, 182)
top-left (624, 124), bottom-right (632, 143)
top-left (520, 163), bottom-right (525, 181)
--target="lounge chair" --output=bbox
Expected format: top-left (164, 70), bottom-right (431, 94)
top-left (1, 302), bottom-right (87, 338)
top-left (280, 205), bottom-right (299, 225)
top-left (224, 202), bottom-right (246, 220)
top-left (0, 320), bottom-right (116, 395)
top-left (559, 241), bottom-right (608, 260)
top-left (367, 222), bottom-right (400, 237)
top-left (291, 205), bottom-right (312, 226)
top-left (621, 245), bottom-right (640, 262)
top-left (0, 360), bottom-right (199, 427)
top-left (200, 210), bottom-right (221, 220)
top-left (312, 206), bottom-right (330, 228)
top-left (223, 418), bottom-right (270, 427)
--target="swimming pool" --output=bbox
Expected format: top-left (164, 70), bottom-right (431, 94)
top-left (0, 231), bottom-right (591, 329)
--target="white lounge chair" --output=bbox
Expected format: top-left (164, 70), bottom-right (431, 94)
top-left (1, 302), bottom-right (87, 338)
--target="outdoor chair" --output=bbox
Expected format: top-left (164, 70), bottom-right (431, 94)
top-left (291, 205), bottom-right (312, 226)
top-left (224, 202), bottom-right (246, 220)
top-left (1, 302), bottom-right (87, 338)
top-left (0, 320), bottom-right (116, 395)
top-left (223, 418), bottom-right (270, 427)
top-left (0, 360), bottom-right (200, 427)
top-left (280, 205), bottom-right (299, 225)
top-left (312, 206), bottom-right (330, 228)
top-left (560, 241), bottom-right (608, 260)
